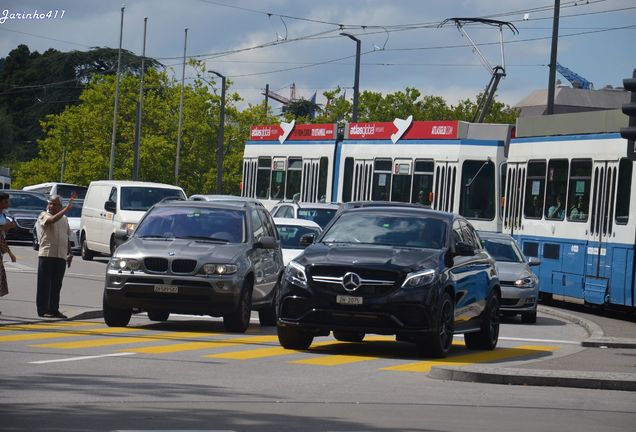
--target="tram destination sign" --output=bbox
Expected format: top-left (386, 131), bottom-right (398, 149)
top-left (347, 120), bottom-right (459, 141)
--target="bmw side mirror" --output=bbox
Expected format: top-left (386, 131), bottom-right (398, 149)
top-left (528, 257), bottom-right (541, 266)
top-left (257, 236), bottom-right (277, 250)
top-left (455, 241), bottom-right (475, 256)
top-left (299, 233), bottom-right (315, 247)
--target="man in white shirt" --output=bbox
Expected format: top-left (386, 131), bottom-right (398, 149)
top-left (37, 193), bottom-right (76, 318)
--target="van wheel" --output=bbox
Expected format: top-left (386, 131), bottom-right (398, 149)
top-left (81, 235), bottom-right (94, 261)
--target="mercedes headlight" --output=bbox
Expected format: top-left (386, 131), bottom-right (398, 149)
top-left (514, 276), bottom-right (537, 288)
top-left (285, 260), bottom-right (307, 288)
top-left (109, 258), bottom-right (141, 271)
top-left (202, 263), bottom-right (238, 275)
top-left (401, 269), bottom-right (437, 288)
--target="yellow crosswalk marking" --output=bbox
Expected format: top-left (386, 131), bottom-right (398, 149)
top-left (0, 321), bottom-right (99, 331)
top-left (291, 354), bottom-right (377, 366)
top-left (381, 345), bottom-right (559, 373)
top-left (207, 346), bottom-right (291, 360)
top-left (30, 331), bottom-right (220, 349)
top-left (0, 326), bottom-right (139, 343)
top-left (124, 335), bottom-right (279, 354)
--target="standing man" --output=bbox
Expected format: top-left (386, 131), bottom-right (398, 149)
top-left (37, 193), bottom-right (76, 318)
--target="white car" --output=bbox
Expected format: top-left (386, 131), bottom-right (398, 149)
top-left (270, 201), bottom-right (339, 229)
top-left (273, 218), bottom-right (321, 265)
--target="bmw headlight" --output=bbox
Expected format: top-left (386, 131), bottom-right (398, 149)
top-left (285, 260), bottom-right (307, 288)
top-left (202, 263), bottom-right (238, 275)
top-left (109, 258), bottom-right (141, 271)
top-left (514, 276), bottom-right (538, 288)
top-left (401, 269), bottom-right (437, 288)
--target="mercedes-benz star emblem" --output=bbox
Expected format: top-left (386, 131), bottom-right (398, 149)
top-left (169, 251), bottom-right (176, 256)
top-left (342, 272), bottom-right (362, 292)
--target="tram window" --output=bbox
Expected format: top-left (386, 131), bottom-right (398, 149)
top-left (391, 174), bottom-right (411, 202)
top-left (545, 159), bottom-right (568, 220)
top-left (523, 241), bottom-right (539, 258)
top-left (566, 160), bottom-right (592, 222)
top-left (524, 161), bottom-right (546, 219)
top-left (500, 163), bottom-right (507, 214)
top-left (412, 160), bottom-right (434, 205)
top-left (318, 157), bottom-right (328, 202)
top-left (372, 159), bottom-right (392, 201)
top-left (271, 164), bottom-right (286, 200)
top-left (342, 157), bottom-right (354, 203)
top-left (285, 158), bottom-right (302, 200)
top-left (616, 158), bottom-right (632, 225)
top-left (543, 243), bottom-right (560, 260)
top-left (459, 160), bottom-right (495, 220)
top-left (256, 157), bottom-right (271, 199)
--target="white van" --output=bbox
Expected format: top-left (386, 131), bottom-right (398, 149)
top-left (23, 182), bottom-right (88, 199)
top-left (80, 180), bottom-right (186, 260)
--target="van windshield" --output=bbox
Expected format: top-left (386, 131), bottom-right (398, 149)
top-left (120, 187), bottom-right (185, 211)
top-left (56, 185), bottom-right (87, 199)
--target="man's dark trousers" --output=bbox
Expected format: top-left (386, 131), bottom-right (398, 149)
top-left (37, 257), bottom-right (66, 315)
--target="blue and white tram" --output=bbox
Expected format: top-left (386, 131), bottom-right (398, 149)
top-left (504, 110), bottom-right (635, 309)
top-left (335, 120), bottom-right (513, 232)
top-left (242, 123), bottom-right (338, 209)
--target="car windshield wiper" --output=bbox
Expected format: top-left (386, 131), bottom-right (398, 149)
top-left (138, 235), bottom-right (173, 240)
top-left (177, 235), bottom-right (230, 243)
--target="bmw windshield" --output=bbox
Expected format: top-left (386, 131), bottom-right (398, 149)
top-left (135, 206), bottom-right (245, 243)
top-left (320, 212), bottom-right (447, 248)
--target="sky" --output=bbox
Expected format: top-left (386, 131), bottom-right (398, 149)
top-left (1, 0), bottom-right (635, 113)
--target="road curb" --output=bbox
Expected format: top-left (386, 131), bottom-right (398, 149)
top-left (538, 305), bottom-right (604, 339)
top-left (429, 365), bottom-right (636, 391)
top-left (582, 337), bottom-right (636, 348)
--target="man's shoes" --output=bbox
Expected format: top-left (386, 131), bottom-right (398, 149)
top-left (52, 312), bottom-right (68, 319)
top-left (41, 313), bottom-right (56, 318)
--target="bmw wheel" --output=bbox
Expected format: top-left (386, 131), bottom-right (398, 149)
top-left (102, 292), bottom-right (132, 327)
top-left (223, 281), bottom-right (252, 333)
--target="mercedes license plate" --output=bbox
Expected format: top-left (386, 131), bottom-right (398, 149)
top-left (154, 284), bottom-right (178, 294)
top-left (336, 295), bottom-right (363, 305)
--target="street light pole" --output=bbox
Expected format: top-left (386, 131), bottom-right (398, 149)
top-left (109, 6), bottom-right (125, 180)
top-left (209, 71), bottom-right (226, 194)
top-left (340, 32), bottom-right (361, 122)
top-left (547, 0), bottom-right (560, 115)
top-left (133, 17), bottom-right (148, 181)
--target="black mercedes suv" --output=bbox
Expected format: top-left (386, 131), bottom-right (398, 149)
top-left (103, 200), bottom-right (284, 331)
top-left (277, 204), bottom-right (501, 357)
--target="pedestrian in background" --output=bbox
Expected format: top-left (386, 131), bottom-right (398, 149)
top-left (0, 193), bottom-right (17, 314)
top-left (36, 193), bottom-right (76, 319)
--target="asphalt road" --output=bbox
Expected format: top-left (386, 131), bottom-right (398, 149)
top-left (1, 244), bottom-right (635, 432)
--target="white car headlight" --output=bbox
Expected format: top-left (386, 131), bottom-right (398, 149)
top-left (121, 222), bottom-right (137, 234)
top-left (109, 258), bottom-right (140, 271)
top-left (285, 260), bottom-right (307, 288)
top-left (202, 263), bottom-right (238, 275)
top-left (401, 269), bottom-right (437, 288)
top-left (514, 276), bottom-right (537, 288)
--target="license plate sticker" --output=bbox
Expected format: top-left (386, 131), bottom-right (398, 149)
top-left (154, 284), bottom-right (178, 294)
top-left (336, 295), bottom-right (363, 305)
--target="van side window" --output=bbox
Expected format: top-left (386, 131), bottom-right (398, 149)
top-left (108, 187), bottom-right (117, 205)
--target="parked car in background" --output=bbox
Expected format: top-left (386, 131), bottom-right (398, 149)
top-left (189, 194), bottom-right (264, 207)
top-left (80, 180), bottom-right (186, 260)
top-left (23, 182), bottom-right (88, 200)
top-left (277, 203), bottom-right (501, 358)
top-left (478, 231), bottom-right (540, 323)
top-left (33, 199), bottom-right (83, 254)
top-left (270, 201), bottom-right (340, 229)
top-left (2, 190), bottom-right (48, 242)
top-left (103, 200), bottom-right (284, 331)
top-left (273, 218), bottom-right (321, 265)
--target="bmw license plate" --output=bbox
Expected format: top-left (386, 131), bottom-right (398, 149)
top-left (336, 295), bottom-right (363, 305)
top-left (154, 284), bottom-right (178, 294)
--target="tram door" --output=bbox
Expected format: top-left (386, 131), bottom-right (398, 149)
top-left (585, 160), bottom-right (618, 304)
top-left (503, 163), bottom-right (526, 236)
top-left (351, 160), bottom-right (373, 201)
top-left (301, 158), bottom-right (320, 202)
top-left (433, 161), bottom-right (458, 212)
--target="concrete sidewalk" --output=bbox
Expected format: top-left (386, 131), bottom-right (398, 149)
top-left (429, 305), bottom-right (636, 391)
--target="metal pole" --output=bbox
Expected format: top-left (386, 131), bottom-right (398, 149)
top-left (264, 83), bottom-right (269, 116)
top-left (340, 33), bottom-right (361, 122)
top-left (547, 0), bottom-right (560, 115)
top-left (175, 27), bottom-right (188, 184)
top-left (109, 6), bottom-right (124, 180)
top-left (210, 71), bottom-right (226, 194)
top-left (133, 17), bottom-right (147, 181)
top-left (60, 146), bottom-right (66, 182)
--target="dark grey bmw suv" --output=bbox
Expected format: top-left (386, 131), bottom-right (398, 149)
top-left (103, 200), bottom-right (284, 332)
top-left (277, 204), bottom-right (501, 357)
